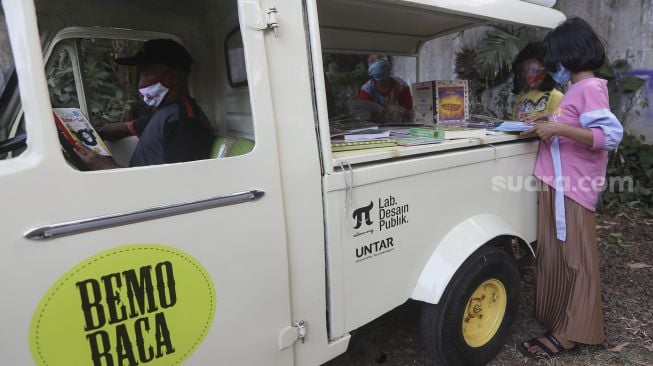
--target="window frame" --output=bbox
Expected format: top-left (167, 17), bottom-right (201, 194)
top-left (224, 26), bottom-right (248, 88)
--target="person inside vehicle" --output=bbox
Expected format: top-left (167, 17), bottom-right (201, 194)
top-left (77, 38), bottom-right (215, 169)
top-left (356, 55), bottom-right (414, 123)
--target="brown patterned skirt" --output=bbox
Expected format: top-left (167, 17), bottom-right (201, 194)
top-left (535, 182), bottom-right (606, 345)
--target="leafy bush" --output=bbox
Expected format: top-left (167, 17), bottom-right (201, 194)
top-left (46, 38), bottom-right (145, 126)
top-left (596, 59), bottom-right (652, 214)
top-left (323, 54), bottom-right (370, 117)
top-left (602, 134), bottom-right (653, 214)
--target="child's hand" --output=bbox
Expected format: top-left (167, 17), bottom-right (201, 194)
top-left (521, 121), bottom-right (560, 139)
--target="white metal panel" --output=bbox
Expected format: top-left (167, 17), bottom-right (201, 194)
top-left (324, 143), bottom-right (538, 337)
top-left (411, 213), bottom-right (534, 304)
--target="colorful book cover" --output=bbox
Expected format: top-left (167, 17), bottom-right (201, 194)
top-left (52, 108), bottom-right (111, 156)
top-left (435, 80), bottom-right (469, 124)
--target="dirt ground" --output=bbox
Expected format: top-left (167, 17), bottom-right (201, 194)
top-left (324, 209), bottom-right (653, 366)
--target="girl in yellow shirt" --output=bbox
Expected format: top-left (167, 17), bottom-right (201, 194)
top-left (512, 42), bottom-right (564, 121)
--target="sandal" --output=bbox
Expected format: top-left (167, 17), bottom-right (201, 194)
top-left (517, 333), bottom-right (581, 359)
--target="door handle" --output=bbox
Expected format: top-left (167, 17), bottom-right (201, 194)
top-left (24, 190), bottom-right (264, 240)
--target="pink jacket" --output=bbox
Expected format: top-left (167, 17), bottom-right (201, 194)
top-left (534, 78), bottom-right (623, 241)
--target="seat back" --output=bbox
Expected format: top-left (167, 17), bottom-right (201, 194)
top-left (210, 136), bottom-right (255, 158)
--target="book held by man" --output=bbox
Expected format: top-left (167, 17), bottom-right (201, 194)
top-left (52, 108), bottom-right (112, 156)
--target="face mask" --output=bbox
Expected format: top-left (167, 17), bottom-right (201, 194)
top-left (138, 81), bottom-right (170, 107)
top-left (368, 59), bottom-right (391, 81)
top-left (524, 62), bottom-right (546, 88)
top-left (550, 63), bottom-right (571, 84)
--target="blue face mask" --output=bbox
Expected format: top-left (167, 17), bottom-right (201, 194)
top-left (550, 63), bottom-right (571, 84)
top-left (368, 59), bottom-right (391, 81)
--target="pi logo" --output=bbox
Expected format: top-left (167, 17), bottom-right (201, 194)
top-left (352, 201), bottom-right (374, 229)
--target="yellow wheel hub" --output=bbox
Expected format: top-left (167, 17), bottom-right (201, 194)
top-left (461, 279), bottom-right (507, 348)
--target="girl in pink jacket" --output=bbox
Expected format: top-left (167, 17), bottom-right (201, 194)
top-left (518, 17), bottom-right (623, 360)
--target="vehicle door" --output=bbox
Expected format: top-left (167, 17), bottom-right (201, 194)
top-left (0, 0), bottom-right (293, 365)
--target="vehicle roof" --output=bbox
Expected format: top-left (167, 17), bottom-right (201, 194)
top-left (317, 0), bottom-right (566, 54)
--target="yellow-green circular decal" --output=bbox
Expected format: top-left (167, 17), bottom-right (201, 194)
top-left (29, 244), bottom-right (216, 366)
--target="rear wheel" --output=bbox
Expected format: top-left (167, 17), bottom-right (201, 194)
top-left (420, 245), bottom-right (520, 366)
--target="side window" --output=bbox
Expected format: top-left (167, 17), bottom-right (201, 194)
top-left (44, 28), bottom-right (255, 171)
top-left (225, 27), bottom-right (247, 88)
top-left (0, 6), bottom-right (24, 160)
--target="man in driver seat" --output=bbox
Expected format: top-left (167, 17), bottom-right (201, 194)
top-left (78, 39), bottom-right (214, 169)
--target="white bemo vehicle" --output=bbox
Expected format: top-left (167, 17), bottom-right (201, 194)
top-left (0, 0), bottom-right (565, 365)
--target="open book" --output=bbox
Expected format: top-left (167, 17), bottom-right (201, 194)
top-left (52, 108), bottom-right (111, 156)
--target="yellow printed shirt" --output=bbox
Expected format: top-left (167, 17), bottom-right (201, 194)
top-left (513, 89), bottom-right (564, 121)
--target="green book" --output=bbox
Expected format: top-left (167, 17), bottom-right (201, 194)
top-left (409, 127), bottom-right (486, 139)
top-left (409, 127), bottom-right (439, 138)
top-left (331, 139), bottom-right (396, 152)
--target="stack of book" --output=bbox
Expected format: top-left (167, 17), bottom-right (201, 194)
top-left (409, 126), bottom-right (486, 140)
top-left (331, 139), bottom-right (396, 152)
top-left (330, 122), bottom-right (398, 152)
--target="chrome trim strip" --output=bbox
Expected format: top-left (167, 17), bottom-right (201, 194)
top-left (24, 190), bottom-right (265, 240)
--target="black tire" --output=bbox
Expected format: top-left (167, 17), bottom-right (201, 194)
top-left (420, 245), bottom-right (520, 366)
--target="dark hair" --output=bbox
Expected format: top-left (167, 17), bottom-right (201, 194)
top-left (542, 17), bottom-right (606, 73)
top-left (512, 41), bottom-right (557, 94)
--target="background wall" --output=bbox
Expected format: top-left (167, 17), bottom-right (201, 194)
top-left (393, 0), bottom-right (653, 141)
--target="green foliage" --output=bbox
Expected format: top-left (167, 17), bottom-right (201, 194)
top-left (474, 27), bottom-right (529, 86)
top-left (601, 134), bottom-right (653, 213)
top-left (46, 39), bottom-right (144, 127)
top-left (323, 54), bottom-right (370, 117)
top-left (595, 58), bottom-right (652, 213)
top-left (47, 49), bottom-right (80, 108)
top-left (595, 59), bottom-right (646, 118)
top-left (455, 26), bottom-right (536, 118)
top-left (81, 39), bottom-right (142, 125)
top-left (456, 26), bottom-right (533, 90)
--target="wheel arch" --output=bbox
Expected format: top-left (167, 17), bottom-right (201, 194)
top-left (411, 213), bottom-right (533, 304)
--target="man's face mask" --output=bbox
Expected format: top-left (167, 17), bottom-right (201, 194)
top-left (523, 61), bottom-right (546, 88)
top-left (368, 59), bottom-right (391, 81)
top-left (138, 80), bottom-right (169, 107)
top-left (550, 63), bottom-right (571, 84)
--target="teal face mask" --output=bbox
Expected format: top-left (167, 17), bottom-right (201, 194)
top-left (550, 63), bottom-right (571, 84)
top-left (368, 59), bottom-right (391, 81)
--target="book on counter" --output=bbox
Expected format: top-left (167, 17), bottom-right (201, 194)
top-left (435, 80), bottom-right (469, 124)
top-left (331, 139), bottom-right (396, 152)
top-left (391, 136), bottom-right (444, 146)
top-left (52, 108), bottom-right (111, 156)
top-left (344, 128), bottom-right (391, 141)
top-left (412, 81), bottom-right (437, 125)
top-left (409, 127), bottom-right (486, 140)
top-left (493, 121), bottom-right (533, 132)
